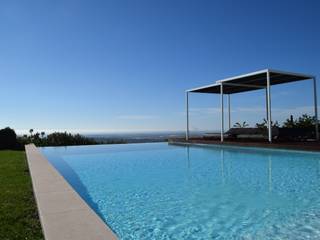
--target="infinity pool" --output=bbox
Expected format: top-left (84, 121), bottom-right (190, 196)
top-left (41, 143), bottom-right (320, 239)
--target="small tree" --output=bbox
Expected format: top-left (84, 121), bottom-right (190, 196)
top-left (256, 118), bottom-right (279, 129)
top-left (283, 115), bottom-right (296, 128)
top-left (296, 114), bottom-right (316, 128)
top-left (282, 114), bottom-right (317, 128)
top-left (233, 121), bottom-right (249, 128)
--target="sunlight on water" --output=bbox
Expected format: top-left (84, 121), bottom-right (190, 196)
top-left (42, 143), bottom-right (320, 240)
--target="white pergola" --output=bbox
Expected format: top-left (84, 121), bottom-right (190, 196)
top-left (185, 69), bottom-right (318, 143)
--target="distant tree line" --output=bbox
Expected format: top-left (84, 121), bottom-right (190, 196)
top-left (0, 128), bottom-right (100, 150)
top-left (282, 114), bottom-right (317, 129)
top-left (233, 113), bottom-right (318, 129)
top-left (19, 129), bottom-right (99, 147)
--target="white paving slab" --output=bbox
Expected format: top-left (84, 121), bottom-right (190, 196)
top-left (25, 144), bottom-right (118, 240)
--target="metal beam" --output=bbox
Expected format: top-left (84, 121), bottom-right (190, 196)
top-left (266, 71), bottom-right (272, 143)
top-left (188, 69), bottom-right (314, 94)
top-left (313, 77), bottom-right (319, 140)
top-left (269, 69), bottom-right (315, 79)
top-left (187, 83), bottom-right (220, 93)
top-left (186, 92), bottom-right (189, 141)
top-left (221, 82), bottom-right (266, 89)
top-left (220, 84), bottom-right (224, 142)
top-left (216, 69), bottom-right (268, 83)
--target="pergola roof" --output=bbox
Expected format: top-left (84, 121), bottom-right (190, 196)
top-left (187, 69), bottom-right (315, 94)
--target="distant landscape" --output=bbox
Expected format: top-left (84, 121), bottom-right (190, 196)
top-left (1, 113), bottom-right (315, 149)
top-left (84, 131), bottom-right (204, 144)
top-left (1, 127), bottom-right (209, 150)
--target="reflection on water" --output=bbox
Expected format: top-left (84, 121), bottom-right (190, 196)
top-left (268, 155), bottom-right (272, 192)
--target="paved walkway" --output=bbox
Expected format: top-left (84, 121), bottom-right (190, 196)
top-left (25, 144), bottom-right (118, 240)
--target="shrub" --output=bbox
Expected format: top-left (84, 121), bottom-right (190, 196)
top-left (233, 121), bottom-right (249, 128)
top-left (255, 118), bottom-right (279, 129)
top-left (0, 127), bottom-right (22, 150)
top-left (45, 132), bottom-right (98, 146)
top-left (17, 129), bottom-right (99, 147)
top-left (283, 114), bottom-right (317, 128)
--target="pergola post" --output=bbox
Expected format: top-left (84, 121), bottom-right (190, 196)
top-left (186, 91), bottom-right (189, 141)
top-left (266, 71), bottom-right (272, 143)
top-left (265, 88), bottom-right (269, 121)
top-left (313, 77), bottom-right (319, 140)
top-left (227, 94), bottom-right (231, 129)
top-left (220, 84), bottom-right (224, 142)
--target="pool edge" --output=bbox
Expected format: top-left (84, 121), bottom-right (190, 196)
top-left (25, 144), bottom-right (118, 240)
top-left (169, 141), bottom-right (320, 155)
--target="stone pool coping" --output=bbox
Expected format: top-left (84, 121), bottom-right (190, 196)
top-left (169, 138), bottom-right (320, 152)
top-left (25, 144), bottom-right (118, 240)
top-left (169, 141), bottom-right (320, 156)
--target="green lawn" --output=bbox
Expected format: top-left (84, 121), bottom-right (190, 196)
top-left (0, 150), bottom-right (44, 240)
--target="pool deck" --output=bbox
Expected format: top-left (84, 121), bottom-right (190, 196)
top-left (25, 144), bottom-right (118, 240)
top-left (169, 138), bottom-right (320, 152)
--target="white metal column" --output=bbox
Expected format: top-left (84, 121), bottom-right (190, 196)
top-left (227, 94), bottom-right (231, 129)
top-left (186, 91), bottom-right (189, 141)
top-left (220, 84), bottom-right (224, 142)
top-left (266, 71), bottom-right (272, 143)
top-left (265, 88), bottom-right (269, 121)
top-left (313, 77), bottom-right (319, 140)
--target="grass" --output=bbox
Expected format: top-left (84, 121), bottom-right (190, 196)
top-left (0, 150), bottom-right (44, 240)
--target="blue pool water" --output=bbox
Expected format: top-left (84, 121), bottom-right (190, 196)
top-left (41, 143), bottom-right (320, 239)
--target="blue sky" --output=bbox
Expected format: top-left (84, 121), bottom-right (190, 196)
top-left (0, 0), bottom-right (319, 134)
